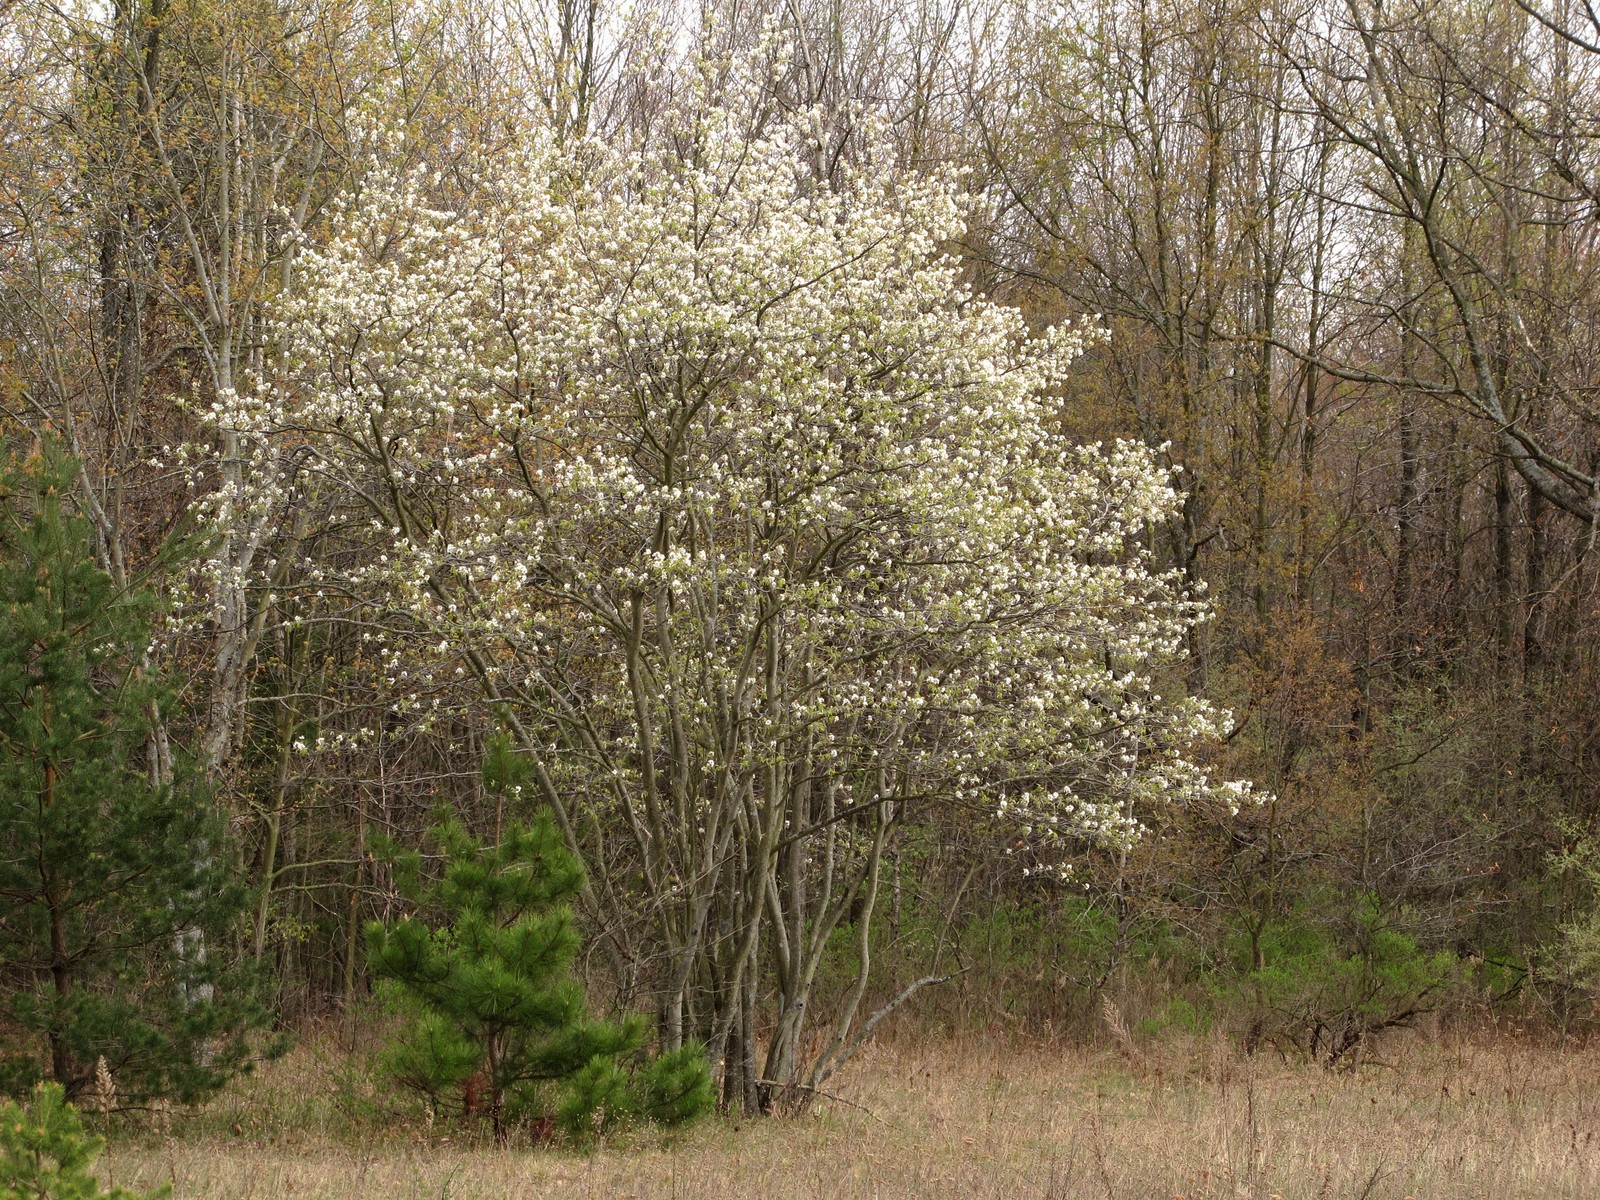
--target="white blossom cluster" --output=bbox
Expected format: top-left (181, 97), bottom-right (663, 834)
top-left (205, 73), bottom-right (1256, 883)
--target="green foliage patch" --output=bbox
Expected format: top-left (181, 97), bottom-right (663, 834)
top-left (367, 740), bottom-right (712, 1142)
top-left (0, 1084), bottom-right (166, 1200)
top-left (0, 444), bottom-right (269, 1105)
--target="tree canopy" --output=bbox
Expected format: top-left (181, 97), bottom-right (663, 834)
top-left (212, 69), bottom-right (1253, 1103)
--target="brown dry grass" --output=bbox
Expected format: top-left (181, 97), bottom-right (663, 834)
top-left (102, 1029), bottom-right (1600, 1199)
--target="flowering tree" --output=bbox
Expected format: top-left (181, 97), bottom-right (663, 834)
top-left (215, 67), bottom-right (1251, 1109)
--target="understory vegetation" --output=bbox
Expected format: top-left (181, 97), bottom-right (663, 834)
top-left (4, 0), bottom-right (1600, 1191)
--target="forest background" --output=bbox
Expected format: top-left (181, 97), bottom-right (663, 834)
top-left (3, 0), bottom-right (1600, 1135)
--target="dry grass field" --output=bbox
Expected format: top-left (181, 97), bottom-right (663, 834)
top-left (101, 1029), bottom-right (1600, 1200)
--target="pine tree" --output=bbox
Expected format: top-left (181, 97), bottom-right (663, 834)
top-left (0, 1083), bottom-right (168, 1200)
top-left (0, 444), bottom-right (268, 1105)
top-left (367, 740), bottom-right (712, 1143)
